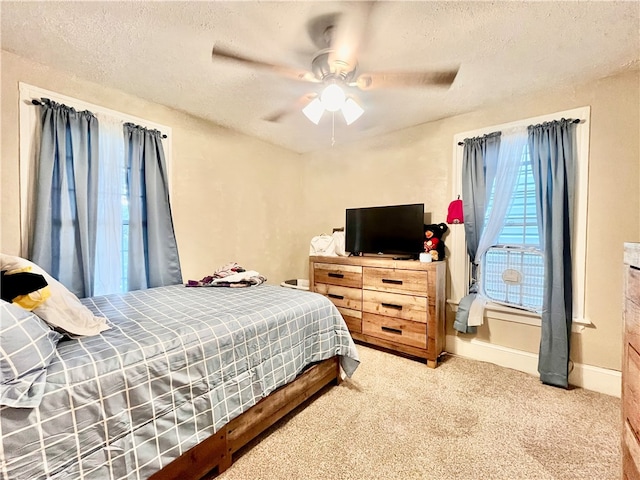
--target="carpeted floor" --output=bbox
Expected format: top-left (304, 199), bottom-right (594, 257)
top-left (218, 345), bottom-right (621, 480)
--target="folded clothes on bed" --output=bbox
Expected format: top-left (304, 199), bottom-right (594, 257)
top-left (186, 262), bottom-right (267, 288)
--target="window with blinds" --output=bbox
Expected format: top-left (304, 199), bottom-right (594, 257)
top-left (481, 146), bottom-right (544, 312)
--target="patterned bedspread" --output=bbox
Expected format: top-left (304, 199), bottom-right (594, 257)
top-left (0, 284), bottom-right (359, 480)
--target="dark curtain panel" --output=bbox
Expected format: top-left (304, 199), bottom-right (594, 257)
top-left (31, 99), bottom-right (99, 298)
top-left (528, 119), bottom-right (577, 389)
top-left (453, 132), bottom-right (501, 334)
top-left (124, 123), bottom-right (182, 291)
top-left (461, 132), bottom-right (501, 276)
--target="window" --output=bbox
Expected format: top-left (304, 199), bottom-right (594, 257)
top-left (450, 106), bottom-right (591, 327)
top-left (489, 147), bottom-right (539, 248)
top-left (18, 83), bottom-right (172, 295)
top-left (481, 144), bottom-right (544, 312)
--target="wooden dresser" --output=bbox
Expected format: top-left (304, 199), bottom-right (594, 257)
top-left (624, 243), bottom-right (640, 480)
top-left (309, 255), bottom-right (446, 367)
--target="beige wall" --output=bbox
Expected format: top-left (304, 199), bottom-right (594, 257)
top-left (299, 69), bottom-right (640, 371)
top-left (0, 50), bottom-right (306, 284)
top-left (2, 48), bottom-right (638, 373)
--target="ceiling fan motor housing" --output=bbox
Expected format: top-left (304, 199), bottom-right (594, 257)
top-left (311, 49), bottom-right (357, 83)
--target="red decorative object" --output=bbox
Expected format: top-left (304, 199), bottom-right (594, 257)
top-left (447, 196), bottom-right (464, 224)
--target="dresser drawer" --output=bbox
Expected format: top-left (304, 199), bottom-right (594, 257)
top-left (338, 307), bottom-right (362, 334)
top-left (627, 267), bottom-right (640, 354)
top-left (625, 343), bottom-right (640, 439)
top-left (363, 267), bottom-right (428, 295)
top-left (362, 312), bottom-right (427, 349)
top-left (315, 284), bottom-right (362, 310)
top-left (314, 263), bottom-right (362, 288)
top-left (362, 290), bottom-right (427, 323)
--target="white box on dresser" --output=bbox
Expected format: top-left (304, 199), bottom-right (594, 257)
top-left (309, 255), bottom-right (446, 368)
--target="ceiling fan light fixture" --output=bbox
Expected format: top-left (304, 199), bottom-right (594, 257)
top-left (341, 97), bottom-right (364, 125)
top-left (320, 84), bottom-right (346, 112)
top-left (302, 98), bottom-right (324, 124)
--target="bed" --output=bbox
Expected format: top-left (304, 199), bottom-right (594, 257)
top-left (0, 281), bottom-right (360, 480)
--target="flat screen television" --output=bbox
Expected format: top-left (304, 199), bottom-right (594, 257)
top-left (345, 203), bottom-right (425, 257)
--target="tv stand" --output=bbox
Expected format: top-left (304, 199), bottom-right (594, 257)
top-left (309, 255), bottom-right (446, 367)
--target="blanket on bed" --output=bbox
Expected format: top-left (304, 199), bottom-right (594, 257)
top-left (0, 284), bottom-right (358, 480)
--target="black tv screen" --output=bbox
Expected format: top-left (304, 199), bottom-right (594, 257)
top-left (345, 203), bottom-right (425, 256)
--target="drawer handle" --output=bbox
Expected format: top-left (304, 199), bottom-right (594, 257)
top-left (381, 302), bottom-right (403, 310)
top-left (328, 272), bottom-right (344, 279)
top-left (328, 293), bottom-right (344, 300)
top-left (382, 278), bottom-right (403, 285)
top-left (381, 326), bottom-right (403, 335)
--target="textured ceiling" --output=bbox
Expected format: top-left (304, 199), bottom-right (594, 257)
top-left (2, 1), bottom-right (639, 153)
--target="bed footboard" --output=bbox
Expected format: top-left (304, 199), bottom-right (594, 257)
top-left (150, 356), bottom-right (341, 480)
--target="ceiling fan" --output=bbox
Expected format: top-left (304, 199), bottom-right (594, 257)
top-left (211, 9), bottom-right (459, 125)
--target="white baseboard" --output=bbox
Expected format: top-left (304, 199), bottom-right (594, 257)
top-left (445, 334), bottom-right (621, 397)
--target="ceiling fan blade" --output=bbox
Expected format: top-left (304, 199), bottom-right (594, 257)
top-left (327, 2), bottom-right (376, 73)
top-left (353, 68), bottom-right (460, 91)
top-left (263, 94), bottom-right (317, 123)
top-left (212, 45), bottom-right (319, 83)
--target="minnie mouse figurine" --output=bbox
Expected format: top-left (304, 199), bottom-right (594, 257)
top-left (423, 223), bottom-right (449, 261)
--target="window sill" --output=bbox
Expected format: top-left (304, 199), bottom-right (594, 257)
top-left (447, 299), bottom-right (591, 333)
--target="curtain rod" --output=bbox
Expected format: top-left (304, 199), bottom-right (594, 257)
top-left (31, 99), bottom-right (168, 138)
top-left (456, 118), bottom-right (581, 146)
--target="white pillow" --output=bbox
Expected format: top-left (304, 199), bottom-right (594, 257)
top-left (1, 254), bottom-right (109, 336)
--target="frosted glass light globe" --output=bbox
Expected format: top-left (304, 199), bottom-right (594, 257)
top-left (341, 98), bottom-right (364, 125)
top-left (320, 84), bottom-right (346, 112)
top-left (302, 98), bottom-right (324, 124)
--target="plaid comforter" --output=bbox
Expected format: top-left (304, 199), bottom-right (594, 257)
top-left (0, 284), bottom-right (359, 479)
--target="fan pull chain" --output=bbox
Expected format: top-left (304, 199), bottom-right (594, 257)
top-left (331, 111), bottom-right (335, 147)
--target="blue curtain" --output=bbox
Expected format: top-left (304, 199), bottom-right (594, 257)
top-left (124, 123), bottom-right (182, 290)
top-left (461, 132), bottom-right (501, 269)
top-left (528, 119), bottom-right (576, 389)
top-left (453, 132), bottom-right (501, 334)
top-left (31, 99), bottom-right (99, 298)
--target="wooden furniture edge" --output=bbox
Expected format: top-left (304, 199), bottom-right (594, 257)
top-left (623, 244), bottom-right (640, 480)
top-left (624, 242), bottom-right (640, 267)
top-left (309, 255), bottom-right (447, 272)
top-left (150, 356), bottom-right (341, 480)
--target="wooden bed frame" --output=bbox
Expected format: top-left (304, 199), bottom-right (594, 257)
top-left (149, 356), bottom-right (342, 479)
